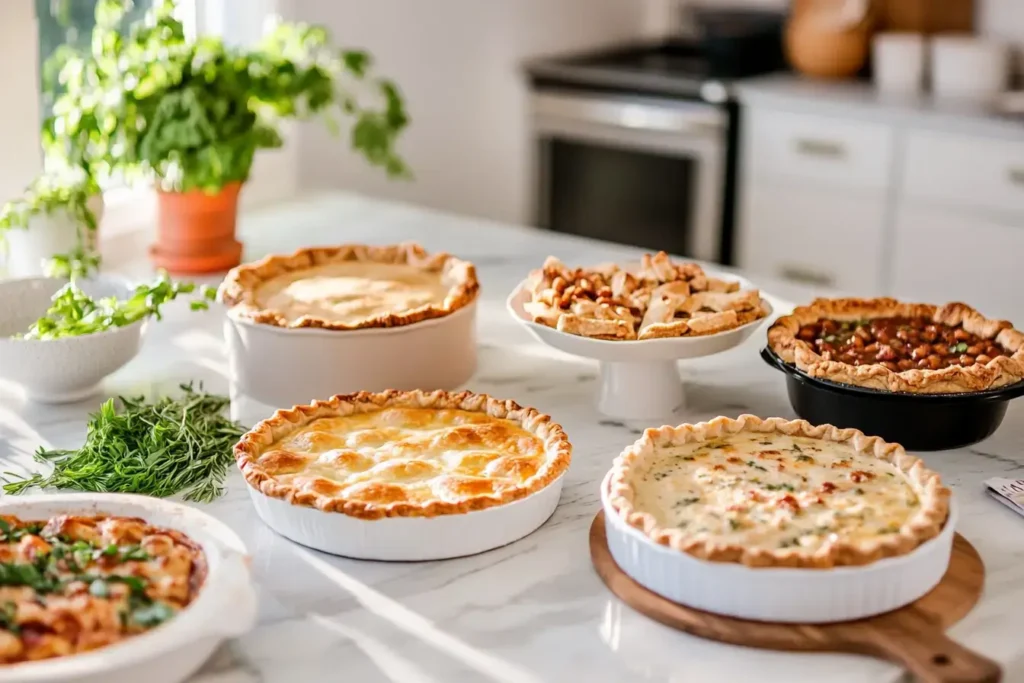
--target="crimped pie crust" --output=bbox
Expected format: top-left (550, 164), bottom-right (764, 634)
top-left (234, 390), bottom-right (572, 520)
top-left (219, 242), bottom-right (480, 330)
top-left (768, 298), bottom-right (1024, 394)
top-left (606, 415), bottom-right (950, 568)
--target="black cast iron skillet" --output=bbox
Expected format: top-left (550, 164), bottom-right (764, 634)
top-left (760, 347), bottom-right (1024, 451)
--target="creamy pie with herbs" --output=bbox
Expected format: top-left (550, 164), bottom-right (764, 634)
top-left (607, 416), bottom-right (950, 568)
top-left (219, 243), bottom-right (479, 330)
top-left (234, 390), bottom-right (572, 518)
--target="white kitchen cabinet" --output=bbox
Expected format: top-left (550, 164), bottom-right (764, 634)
top-left (892, 205), bottom-right (1024, 323)
top-left (746, 108), bottom-right (894, 192)
top-left (738, 181), bottom-right (887, 295)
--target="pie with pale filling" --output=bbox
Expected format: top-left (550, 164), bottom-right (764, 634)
top-left (219, 243), bottom-right (479, 330)
top-left (234, 390), bottom-right (572, 518)
top-left (607, 415), bottom-right (950, 568)
top-left (524, 252), bottom-right (767, 340)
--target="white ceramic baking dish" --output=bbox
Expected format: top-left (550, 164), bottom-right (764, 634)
top-left (599, 472), bottom-right (957, 624)
top-left (248, 473), bottom-right (564, 561)
top-left (224, 299), bottom-right (477, 409)
top-left (0, 493), bottom-right (257, 683)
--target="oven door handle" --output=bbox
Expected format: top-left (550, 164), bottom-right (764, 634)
top-left (532, 94), bottom-right (725, 137)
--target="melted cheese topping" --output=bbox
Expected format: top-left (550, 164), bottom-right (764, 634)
top-left (631, 432), bottom-right (920, 552)
top-left (257, 408), bottom-right (550, 504)
top-left (254, 262), bottom-right (450, 325)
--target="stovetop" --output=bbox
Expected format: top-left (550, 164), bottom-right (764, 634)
top-left (565, 41), bottom-right (712, 79)
top-left (526, 34), bottom-right (785, 101)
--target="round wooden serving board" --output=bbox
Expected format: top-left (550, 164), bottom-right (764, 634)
top-left (590, 512), bottom-right (1000, 683)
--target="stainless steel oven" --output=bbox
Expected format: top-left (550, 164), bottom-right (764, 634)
top-left (532, 90), bottom-right (728, 262)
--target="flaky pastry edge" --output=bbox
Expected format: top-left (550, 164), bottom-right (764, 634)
top-left (606, 415), bottom-right (950, 569)
top-left (767, 298), bottom-right (1024, 394)
top-left (233, 389), bottom-right (573, 520)
top-left (218, 242), bottom-right (480, 330)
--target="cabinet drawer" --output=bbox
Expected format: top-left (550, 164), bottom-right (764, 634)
top-left (738, 182), bottom-right (887, 295)
top-left (893, 206), bottom-right (1024, 323)
top-left (746, 108), bottom-right (894, 191)
top-left (903, 131), bottom-right (1024, 216)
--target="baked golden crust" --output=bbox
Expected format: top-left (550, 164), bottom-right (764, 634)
top-left (523, 252), bottom-right (768, 341)
top-left (233, 390), bottom-right (573, 519)
top-left (218, 242), bottom-right (480, 331)
top-left (606, 415), bottom-right (951, 569)
top-left (0, 514), bottom-right (204, 664)
top-left (768, 298), bottom-right (1024, 394)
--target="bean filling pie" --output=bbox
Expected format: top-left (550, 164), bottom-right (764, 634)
top-left (769, 298), bottom-right (1024, 394)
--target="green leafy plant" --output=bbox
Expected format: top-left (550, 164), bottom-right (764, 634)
top-left (4, 383), bottom-right (245, 503)
top-left (44, 0), bottom-right (409, 193)
top-left (22, 271), bottom-right (216, 340)
top-left (0, 170), bottom-right (101, 276)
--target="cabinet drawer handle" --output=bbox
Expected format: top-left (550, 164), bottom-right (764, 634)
top-left (794, 138), bottom-right (846, 159)
top-left (1009, 168), bottom-right (1024, 186)
top-left (779, 265), bottom-right (836, 288)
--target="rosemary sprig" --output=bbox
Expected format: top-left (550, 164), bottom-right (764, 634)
top-left (4, 384), bottom-right (245, 503)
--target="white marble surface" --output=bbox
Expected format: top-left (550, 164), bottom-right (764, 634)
top-left (735, 73), bottom-right (1024, 141)
top-left (2, 192), bottom-right (1024, 683)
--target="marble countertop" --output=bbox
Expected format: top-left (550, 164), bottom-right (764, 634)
top-left (735, 73), bottom-right (1024, 140)
top-left (2, 192), bottom-right (1023, 683)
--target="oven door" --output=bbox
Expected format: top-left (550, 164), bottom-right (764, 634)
top-left (532, 91), bottom-right (726, 262)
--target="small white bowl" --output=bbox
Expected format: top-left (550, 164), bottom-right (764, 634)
top-left (0, 277), bottom-right (145, 403)
top-left (599, 471), bottom-right (956, 624)
top-left (247, 473), bottom-right (564, 561)
top-left (224, 300), bottom-right (478, 409)
top-left (0, 493), bottom-right (256, 683)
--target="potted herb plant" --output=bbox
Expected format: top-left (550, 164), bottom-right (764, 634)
top-left (44, 0), bottom-right (409, 274)
top-left (0, 169), bottom-right (103, 278)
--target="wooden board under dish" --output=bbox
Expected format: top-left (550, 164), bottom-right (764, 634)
top-left (589, 511), bottom-right (1000, 683)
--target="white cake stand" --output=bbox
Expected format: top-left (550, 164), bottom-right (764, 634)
top-left (507, 273), bottom-right (774, 420)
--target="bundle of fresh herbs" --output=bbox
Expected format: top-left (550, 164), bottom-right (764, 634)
top-left (4, 384), bottom-right (245, 503)
top-left (22, 271), bottom-right (216, 340)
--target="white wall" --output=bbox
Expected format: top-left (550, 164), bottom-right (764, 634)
top-left (285, 0), bottom-right (647, 225)
top-left (0, 1), bottom-right (43, 203)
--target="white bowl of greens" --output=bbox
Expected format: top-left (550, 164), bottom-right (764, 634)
top-left (0, 273), bottom-right (214, 403)
top-left (0, 276), bottom-right (145, 403)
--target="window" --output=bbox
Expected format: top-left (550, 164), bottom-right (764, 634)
top-left (35, 0), bottom-right (156, 120)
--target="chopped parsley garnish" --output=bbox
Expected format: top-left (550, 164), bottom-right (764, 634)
top-left (746, 461), bottom-right (768, 472)
top-left (0, 601), bottom-right (19, 635)
top-left (728, 519), bottom-right (742, 531)
top-left (795, 454), bottom-right (814, 463)
top-left (763, 483), bottom-right (795, 492)
top-left (854, 488), bottom-right (866, 495)
top-left (778, 538), bottom-right (800, 548)
top-left (674, 497), bottom-right (701, 507)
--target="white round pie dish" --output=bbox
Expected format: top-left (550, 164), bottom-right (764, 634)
top-left (247, 473), bottom-right (564, 561)
top-left (599, 471), bottom-right (957, 624)
top-left (0, 493), bottom-right (257, 683)
top-left (224, 299), bottom-right (477, 409)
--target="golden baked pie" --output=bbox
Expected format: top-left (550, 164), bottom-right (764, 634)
top-left (0, 514), bottom-right (204, 664)
top-left (768, 298), bottom-right (1024, 393)
top-left (606, 416), bottom-right (950, 568)
top-left (524, 252), bottom-right (767, 340)
top-left (234, 390), bottom-right (573, 518)
top-left (219, 243), bottom-right (479, 330)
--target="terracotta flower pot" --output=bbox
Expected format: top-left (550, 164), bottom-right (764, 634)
top-left (150, 182), bottom-right (244, 274)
